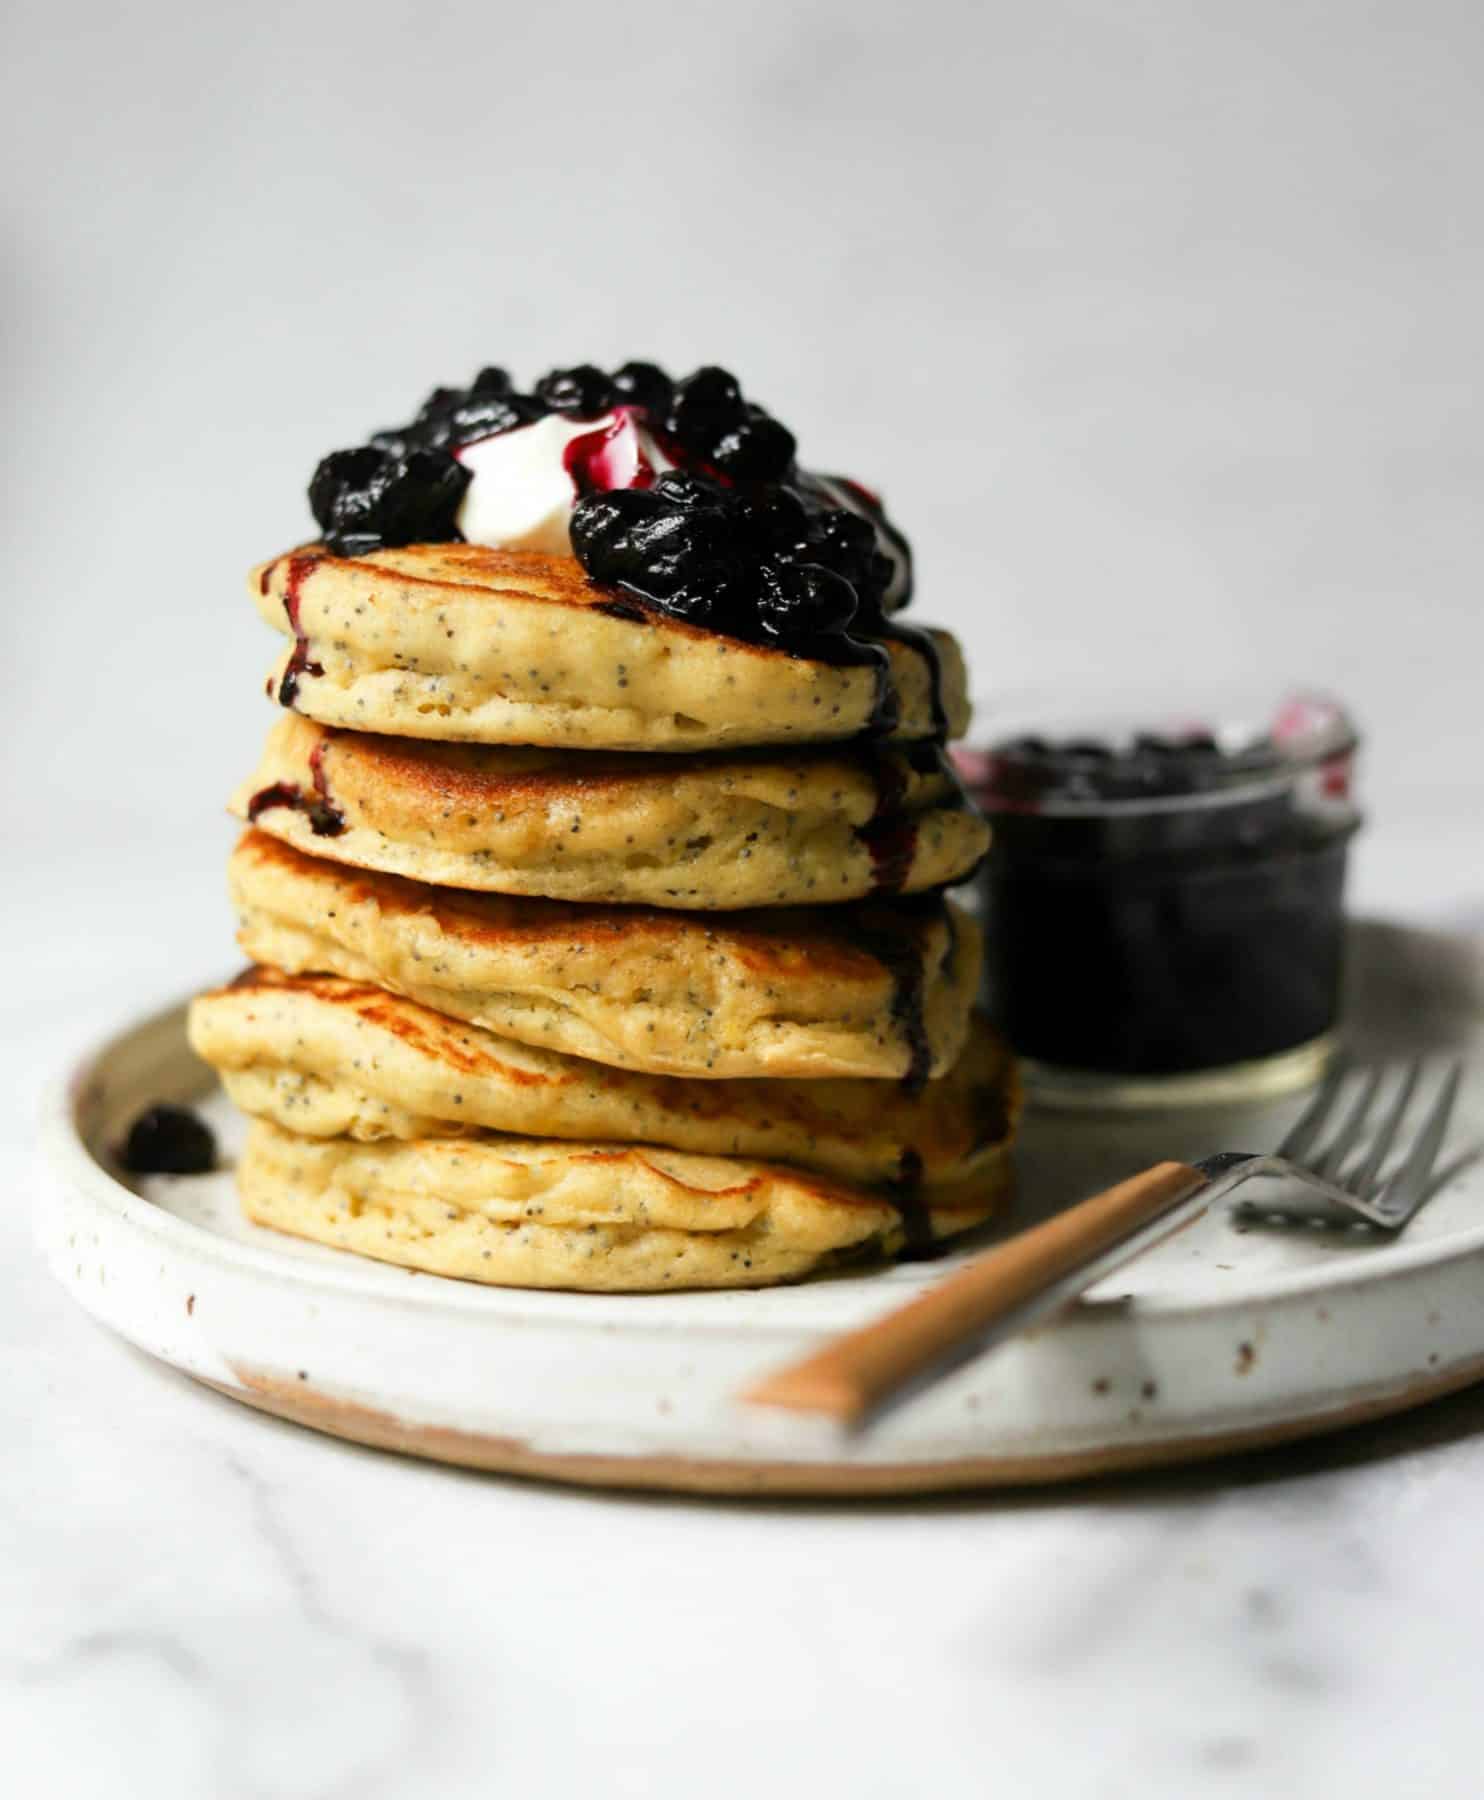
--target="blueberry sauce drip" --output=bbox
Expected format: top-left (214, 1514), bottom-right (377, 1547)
top-left (862, 658), bottom-right (903, 740)
top-left (845, 895), bottom-right (945, 1098)
top-left (120, 1104), bottom-right (216, 1176)
top-left (562, 412), bottom-right (660, 496)
top-left (301, 363), bottom-right (918, 685)
top-left (276, 556), bottom-right (324, 708)
top-left (857, 745), bottom-right (975, 896)
top-left (888, 1146), bottom-right (939, 1260)
top-left (247, 735), bottom-right (346, 838)
top-left (882, 620), bottom-right (947, 740)
top-left (857, 749), bottom-right (917, 895)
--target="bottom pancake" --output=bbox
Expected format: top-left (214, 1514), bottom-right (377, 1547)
top-left (239, 1119), bottom-right (1010, 1292)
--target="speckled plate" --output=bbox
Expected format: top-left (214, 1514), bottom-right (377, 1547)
top-left (35, 921), bottom-right (1484, 1495)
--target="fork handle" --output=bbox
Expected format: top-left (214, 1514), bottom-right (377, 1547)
top-left (743, 1161), bottom-right (1208, 1427)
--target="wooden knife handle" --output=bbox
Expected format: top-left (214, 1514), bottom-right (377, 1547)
top-left (742, 1161), bottom-right (1207, 1427)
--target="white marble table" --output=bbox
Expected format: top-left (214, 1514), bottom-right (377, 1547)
top-left (4, 831), bottom-right (1483, 1800)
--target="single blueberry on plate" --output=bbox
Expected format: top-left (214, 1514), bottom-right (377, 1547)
top-left (122, 1104), bottom-right (217, 1176)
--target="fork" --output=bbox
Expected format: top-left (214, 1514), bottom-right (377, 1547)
top-left (742, 1057), bottom-right (1465, 1428)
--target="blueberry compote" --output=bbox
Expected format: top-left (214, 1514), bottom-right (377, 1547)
top-left (960, 696), bottom-right (1362, 1100)
top-left (304, 363), bottom-right (915, 679)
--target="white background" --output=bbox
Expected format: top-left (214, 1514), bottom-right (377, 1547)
top-left (6, 0), bottom-right (1483, 923)
top-left (5, 4), bottom-right (1484, 1796)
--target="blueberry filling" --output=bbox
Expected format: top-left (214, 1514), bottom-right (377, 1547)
top-left (843, 894), bottom-right (948, 1099)
top-left (120, 1104), bottom-right (217, 1176)
top-left (303, 363), bottom-right (914, 673)
top-left (569, 471), bottom-right (889, 665)
top-left (889, 1146), bottom-right (938, 1260)
top-left (247, 735), bottom-right (346, 837)
top-left (308, 446), bottom-right (469, 561)
top-left (988, 732), bottom-right (1267, 807)
top-left (966, 724), bottom-right (1362, 1077)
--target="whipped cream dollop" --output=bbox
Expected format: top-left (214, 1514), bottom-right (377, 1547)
top-left (454, 409), bottom-right (675, 555)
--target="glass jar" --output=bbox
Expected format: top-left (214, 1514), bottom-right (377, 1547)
top-left (955, 690), bottom-right (1362, 1108)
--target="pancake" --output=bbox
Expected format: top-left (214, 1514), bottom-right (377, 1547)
top-left (228, 831), bottom-right (980, 1082)
top-left (228, 715), bottom-right (989, 910)
top-left (238, 1118), bottom-right (1007, 1292)
top-left (189, 966), bottom-right (1020, 1203)
top-left (251, 543), bottom-right (970, 751)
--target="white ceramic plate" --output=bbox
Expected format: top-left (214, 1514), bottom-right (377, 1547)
top-left (36, 921), bottom-right (1484, 1495)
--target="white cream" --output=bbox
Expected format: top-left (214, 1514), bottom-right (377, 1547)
top-left (454, 410), bottom-right (674, 555)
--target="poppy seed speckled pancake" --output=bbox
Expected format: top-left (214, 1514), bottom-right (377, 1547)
top-left (251, 544), bottom-right (970, 751)
top-left (227, 831), bottom-right (980, 1082)
top-left (229, 715), bottom-right (990, 910)
top-left (238, 1118), bottom-right (1009, 1292)
top-left (189, 967), bottom-right (1019, 1203)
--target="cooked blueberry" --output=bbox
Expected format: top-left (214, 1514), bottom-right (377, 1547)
top-left (666, 366), bottom-right (745, 443)
top-left (309, 445), bottom-right (469, 555)
top-left (611, 361), bottom-right (673, 415)
top-left (447, 392), bottom-right (539, 444)
top-left (415, 386), bottom-right (463, 423)
top-left (309, 447), bottom-right (385, 531)
top-left (471, 365), bottom-right (516, 397)
top-left (710, 411), bottom-right (797, 481)
top-left (400, 386), bottom-right (463, 448)
top-left (122, 1104), bottom-right (216, 1176)
top-left (536, 364), bottom-right (614, 417)
top-left (571, 471), bottom-right (879, 662)
top-left (650, 471), bottom-right (716, 512)
top-left (757, 565), bottom-right (857, 638)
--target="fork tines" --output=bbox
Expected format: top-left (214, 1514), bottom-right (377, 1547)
top-left (1280, 1055), bottom-right (1464, 1216)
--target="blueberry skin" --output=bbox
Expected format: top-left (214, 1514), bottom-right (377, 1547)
top-left (535, 365), bottom-right (615, 418)
top-left (662, 369), bottom-right (797, 480)
top-left (309, 446), bottom-right (470, 555)
top-left (569, 471), bottom-right (880, 663)
top-left (121, 1104), bottom-right (217, 1176)
top-left (610, 361), bottom-right (673, 415)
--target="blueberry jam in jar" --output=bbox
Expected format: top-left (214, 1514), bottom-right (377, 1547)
top-left (956, 692), bottom-right (1362, 1107)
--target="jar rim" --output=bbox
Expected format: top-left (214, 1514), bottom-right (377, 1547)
top-left (955, 687), bottom-right (1359, 818)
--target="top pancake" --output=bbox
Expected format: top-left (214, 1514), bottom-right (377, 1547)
top-left (251, 544), bottom-right (970, 752)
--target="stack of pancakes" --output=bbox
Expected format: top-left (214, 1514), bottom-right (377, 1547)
top-left (188, 541), bottom-right (1019, 1290)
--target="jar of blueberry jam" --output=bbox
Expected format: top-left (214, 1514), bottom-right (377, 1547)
top-left (955, 692), bottom-right (1362, 1107)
